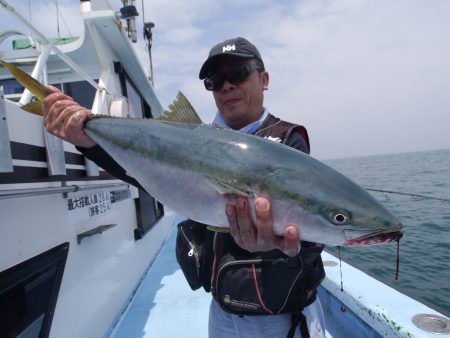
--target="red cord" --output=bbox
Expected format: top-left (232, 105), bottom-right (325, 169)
top-left (251, 264), bottom-right (273, 315)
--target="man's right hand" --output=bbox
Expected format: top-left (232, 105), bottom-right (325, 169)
top-left (42, 86), bottom-right (96, 148)
top-left (226, 196), bottom-right (301, 257)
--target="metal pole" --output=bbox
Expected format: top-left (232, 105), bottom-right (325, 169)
top-left (121, 0), bottom-right (137, 43)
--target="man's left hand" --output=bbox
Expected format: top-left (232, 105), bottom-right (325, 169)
top-left (226, 197), bottom-right (301, 256)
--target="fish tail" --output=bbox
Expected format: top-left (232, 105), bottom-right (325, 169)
top-left (21, 101), bottom-right (43, 116)
top-left (0, 59), bottom-right (52, 113)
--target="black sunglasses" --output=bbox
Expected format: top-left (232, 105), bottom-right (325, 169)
top-left (204, 63), bottom-right (264, 91)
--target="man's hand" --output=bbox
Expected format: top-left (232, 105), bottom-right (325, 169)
top-left (42, 86), bottom-right (96, 148)
top-left (226, 196), bottom-right (301, 256)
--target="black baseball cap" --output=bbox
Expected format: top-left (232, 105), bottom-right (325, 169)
top-left (199, 37), bottom-right (264, 79)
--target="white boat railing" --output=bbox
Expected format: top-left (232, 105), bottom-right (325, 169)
top-left (0, 0), bottom-right (111, 178)
top-left (18, 44), bottom-right (51, 106)
top-left (0, 182), bottom-right (129, 200)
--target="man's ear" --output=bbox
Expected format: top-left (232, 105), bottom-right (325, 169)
top-left (262, 72), bottom-right (269, 90)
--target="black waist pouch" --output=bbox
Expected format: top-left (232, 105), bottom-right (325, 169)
top-left (212, 247), bottom-right (307, 315)
top-left (175, 220), bottom-right (213, 291)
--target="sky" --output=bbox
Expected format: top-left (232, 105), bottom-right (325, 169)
top-left (1, 0), bottom-right (449, 160)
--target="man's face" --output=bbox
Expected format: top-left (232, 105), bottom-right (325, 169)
top-left (210, 56), bottom-right (269, 130)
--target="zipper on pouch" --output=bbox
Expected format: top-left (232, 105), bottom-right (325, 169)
top-left (180, 226), bottom-right (201, 277)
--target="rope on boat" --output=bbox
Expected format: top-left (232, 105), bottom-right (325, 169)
top-left (364, 188), bottom-right (450, 202)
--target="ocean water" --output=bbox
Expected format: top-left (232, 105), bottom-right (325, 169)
top-left (323, 148), bottom-right (450, 315)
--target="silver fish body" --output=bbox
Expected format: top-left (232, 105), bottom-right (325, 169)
top-left (85, 117), bottom-right (403, 247)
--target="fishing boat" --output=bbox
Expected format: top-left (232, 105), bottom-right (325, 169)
top-left (0, 1), bottom-right (449, 337)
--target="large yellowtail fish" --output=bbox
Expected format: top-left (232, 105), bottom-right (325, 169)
top-left (1, 59), bottom-right (403, 246)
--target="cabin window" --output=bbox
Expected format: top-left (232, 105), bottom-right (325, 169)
top-left (0, 79), bottom-right (96, 108)
top-left (0, 243), bottom-right (69, 338)
top-left (114, 61), bottom-right (152, 118)
top-left (63, 81), bottom-right (97, 109)
top-left (52, 80), bottom-right (97, 109)
top-left (0, 78), bottom-right (24, 96)
top-left (114, 61), bottom-right (164, 240)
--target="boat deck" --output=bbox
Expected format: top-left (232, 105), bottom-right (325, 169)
top-left (107, 217), bottom-right (210, 337)
top-left (106, 217), bottom-right (448, 338)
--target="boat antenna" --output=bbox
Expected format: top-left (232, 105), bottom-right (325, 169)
top-left (141, 0), bottom-right (155, 85)
top-left (143, 22), bottom-right (155, 86)
top-left (52, 0), bottom-right (72, 37)
top-left (55, 0), bottom-right (60, 38)
top-left (120, 0), bottom-right (139, 43)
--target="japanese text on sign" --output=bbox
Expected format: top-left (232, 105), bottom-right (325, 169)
top-left (67, 191), bottom-right (111, 217)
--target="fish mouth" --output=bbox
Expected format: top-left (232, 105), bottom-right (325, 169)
top-left (344, 230), bottom-right (403, 246)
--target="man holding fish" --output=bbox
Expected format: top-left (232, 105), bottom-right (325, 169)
top-left (41, 37), bottom-right (327, 337)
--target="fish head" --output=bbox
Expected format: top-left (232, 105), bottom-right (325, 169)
top-left (277, 161), bottom-right (404, 247)
top-left (320, 203), bottom-right (404, 246)
top-left (309, 182), bottom-right (404, 246)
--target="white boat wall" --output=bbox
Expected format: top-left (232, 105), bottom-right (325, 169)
top-left (0, 1), bottom-right (176, 337)
top-left (0, 1), bottom-right (449, 338)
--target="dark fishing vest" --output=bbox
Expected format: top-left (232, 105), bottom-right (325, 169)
top-left (255, 114), bottom-right (311, 153)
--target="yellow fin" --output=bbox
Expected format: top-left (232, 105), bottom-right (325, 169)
top-left (0, 59), bottom-right (52, 104)
top-left (207, 226), bottom-right (231, 233)
top-left (21, 101), bottom-right (43, 116)
top-left (157, 91), bottom-right (203, 124)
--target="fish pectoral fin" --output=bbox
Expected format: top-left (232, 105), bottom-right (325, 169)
top-left (204, 176), bottom-right (251, 197)
top-left (157, 91), bottom-right (203, 124)
top-left (207, 226), bottom-right (230, 233)
top-left (21, 101), bottom-right (43, 116)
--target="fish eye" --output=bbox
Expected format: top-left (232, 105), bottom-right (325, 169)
top-left (330, 210), bottom-right (351, 225)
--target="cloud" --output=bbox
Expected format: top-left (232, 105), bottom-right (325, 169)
top-left (240, 0), bottom-right (450, 158)
top-left (2, 0), bottom-right (449, 159)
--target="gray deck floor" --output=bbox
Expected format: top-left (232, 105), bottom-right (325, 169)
top-left (109, 219), bottom-right (210, 337)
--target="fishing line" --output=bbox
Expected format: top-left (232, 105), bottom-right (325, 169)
top-left (28, 0), bottom-right (31, 23)
top-left (338, 247), bottom-right (344, 292)
top-left (395, 239), bottom-right (400, 280)
top-left (364, 188), bottom-right (450, 202)
top-left (51, 0), bottom-right (72, 37)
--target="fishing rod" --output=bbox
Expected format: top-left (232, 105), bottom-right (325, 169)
top-left (364, 188), bottom-right (450, 202)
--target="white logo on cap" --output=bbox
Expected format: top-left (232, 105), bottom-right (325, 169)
top-left (223, 44), bottom-right (236, 52)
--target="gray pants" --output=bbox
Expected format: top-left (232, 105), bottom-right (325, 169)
top-left (208, 297), bottom-right (326, 338)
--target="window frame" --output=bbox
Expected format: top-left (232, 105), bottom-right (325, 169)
top-left (0, 242), bottom-right (69, 338)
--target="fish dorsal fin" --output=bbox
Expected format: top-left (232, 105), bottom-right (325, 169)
top-left (157, 91), bottom-right (203, 124)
